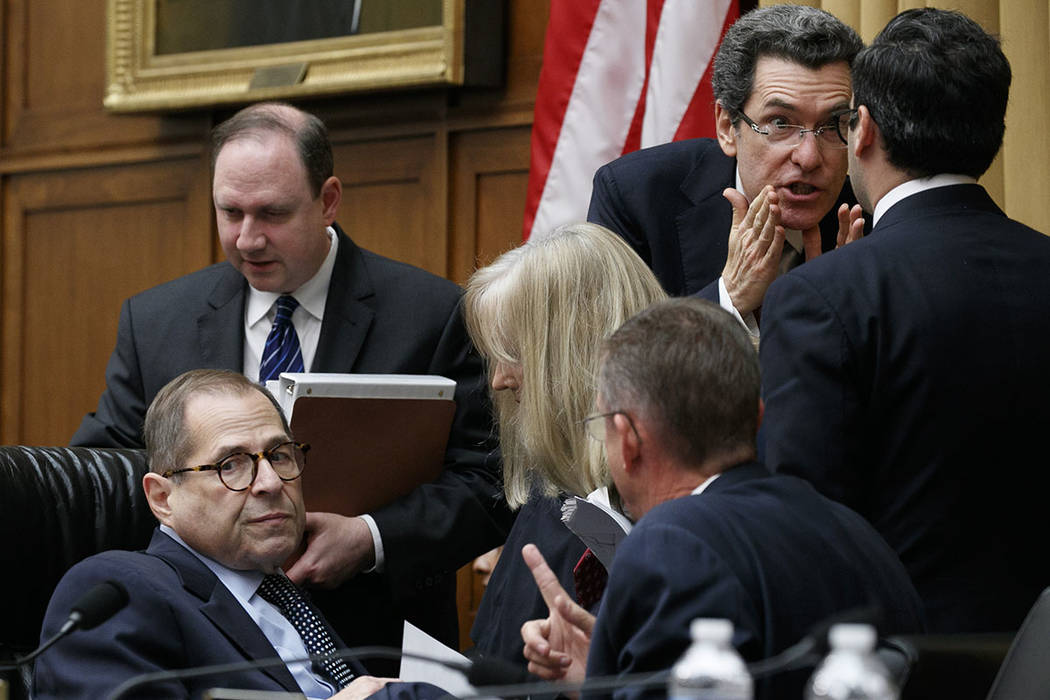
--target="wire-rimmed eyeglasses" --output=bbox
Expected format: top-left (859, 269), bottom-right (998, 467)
top-left (162, 441), bottom-right (309, 492)
top-left (736, 109), bottom-right (854, 149)
top-left (582, 411), bottom-right (642, 445)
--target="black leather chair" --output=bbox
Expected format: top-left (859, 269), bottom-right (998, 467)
top-left (0, 446), bottom-right (154, 699)
top-left (883, 633), bottom-right (1013, 699)
top-left (985, 587), bottom-right (1050, 699)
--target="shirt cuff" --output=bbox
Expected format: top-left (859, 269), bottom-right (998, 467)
top-left (718, 276), bottom-right (760, 340)
top-left (359, 514), bottom-right (385, 573)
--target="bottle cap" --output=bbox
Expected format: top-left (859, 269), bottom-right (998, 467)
top-left (828, 623), bottom-right (877, 652)
top-left (690, 618), bottom-right (734, 643)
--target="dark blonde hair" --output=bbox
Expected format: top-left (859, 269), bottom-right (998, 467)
top-left (464, 223), bottom-right (667, 507)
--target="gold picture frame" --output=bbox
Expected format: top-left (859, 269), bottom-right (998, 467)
top-left (105, 0), bottom-right (498, 112)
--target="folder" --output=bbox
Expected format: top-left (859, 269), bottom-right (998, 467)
top-left (270, 373), bottom-right (456, 516)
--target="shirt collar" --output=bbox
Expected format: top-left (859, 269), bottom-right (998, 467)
top-left (691, 472), bottom-right (721, 496)
top-left (734, 166), bottom-right (803, 254)
top-left (159, 524), bottom-right (265, 600)
top-left (872, 174), bottom-right (977, 228)
top-left (245, 227), bottom-right (339, 329)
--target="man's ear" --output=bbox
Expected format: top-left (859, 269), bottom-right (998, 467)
top-left (714, 102), bottom-right (738, 158)
top-left (143, 472), bottom-right (174, 526)
top-left (756, 398), bottom-right (765, 434)
top-left (613, 413), bottom-right (643, 474)
top-left (851, 105), bottom-right (878, 159)
top-left (320, 175), bottom-right (342, 224)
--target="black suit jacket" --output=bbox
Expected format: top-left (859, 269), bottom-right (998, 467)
top-left (587, 137), bottom-right (857, 298)
top-left (761, 184), bottom-right (1050, 633)
top-left (469, 491), bottom-right (587, 664)
top-left (586, 463), bottom-right (925, 700)
top-left (33, 529), bottom-right (366, 699)
top-left (71, 226), bottom-right (512, 649)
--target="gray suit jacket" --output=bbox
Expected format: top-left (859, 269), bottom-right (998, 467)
top-left (72, 226), bottom-right (512, 648)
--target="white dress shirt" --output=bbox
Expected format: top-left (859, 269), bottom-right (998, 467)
top-left (243, 227), bottom-right (339, 378)
top-left (872, 174), bottom-right (977, 228)
top-left (240, 227), bottom-right (387, 571)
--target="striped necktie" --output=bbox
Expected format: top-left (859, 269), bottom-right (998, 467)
top-left (259, 295), bottom-right (304, 383)
top-left (257, 573), bottom-right (355, 689)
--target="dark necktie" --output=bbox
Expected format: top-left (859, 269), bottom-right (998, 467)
top-left (257, 573), bottom-right (355, 689)
top-left (259, 295), bottom-right (304, 383)
top-left (573, 548), bottom-right (608, 611)
top-left (777, 243), bottom-right (805, 277)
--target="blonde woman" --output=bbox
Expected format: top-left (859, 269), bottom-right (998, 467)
top-left (464, 222), bottom-right (666, 664)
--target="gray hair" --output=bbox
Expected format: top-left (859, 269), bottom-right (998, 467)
top-left (599, 298), bottom-right (760, 469)
top-left (712, 5), bottom-right (863, 121)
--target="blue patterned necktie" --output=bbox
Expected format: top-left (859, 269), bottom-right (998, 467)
top-left (257, 573), bottom-right (355, 689)
top-left (259, 295), bottom-right (304, 383)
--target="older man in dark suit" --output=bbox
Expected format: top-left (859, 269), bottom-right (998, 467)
top-left (71, 102), bottom-right (511, 652)
top-left (37, 370), bottom-right (446, 699)
top-left (760, 8), bottom-right (1050, 633)
top-left (588, 5), bottom-right (866, 341)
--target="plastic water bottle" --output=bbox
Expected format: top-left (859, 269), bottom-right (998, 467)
top-left (805, 623), bottom-right (899, 700)
top-left (668, 618), bottom-right (753, 699)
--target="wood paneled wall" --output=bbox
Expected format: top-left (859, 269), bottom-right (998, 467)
top-left (0, 1), bottom-right (544, 448)
top-left (3, 0), bottom-right (1045, 652)
top-left (1, 0), bottom-right (543, 652)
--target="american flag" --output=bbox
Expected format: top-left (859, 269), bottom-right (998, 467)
top-left (523, 0), bottom-right (739, 241)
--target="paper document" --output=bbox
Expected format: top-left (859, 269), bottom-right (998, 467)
top-left (561, 489), bottom-right (633, 570)
top-left (400, 621), bottom-right (476, 696)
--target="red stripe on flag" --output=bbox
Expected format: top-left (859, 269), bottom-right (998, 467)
top-left (672, 0), bottom-right (739, 141)
top-left (522, 0), bottom-right (605, 241)
top-left (620, 0), bottom-right (666, 156)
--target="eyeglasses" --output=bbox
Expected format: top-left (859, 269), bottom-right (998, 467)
top-left (163, 441), bottom-right (309, 492)
top-left (582, 411), bottom-right (641, 445)
top-left (737, 109), bottom-right (854, 149)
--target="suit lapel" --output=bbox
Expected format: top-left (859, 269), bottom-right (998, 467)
top-left (675, 144), bottom-right (736, 296)
top-left (312, 225), bottom-right (376, 373)
top-left (199, 265), bottom-right (248, 370)
top-left (147, 531), bottom-right (302, 693)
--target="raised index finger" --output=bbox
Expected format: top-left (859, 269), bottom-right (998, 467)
top-left (522, 543), bottom-right (570, 612)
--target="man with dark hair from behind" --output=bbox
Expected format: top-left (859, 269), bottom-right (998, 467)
top-left (761, 8), bottom-right (1050, 633)
top-left (589, 4), bottom-right (866, 342)
top-left (520, 299), bottom-right (923, 700)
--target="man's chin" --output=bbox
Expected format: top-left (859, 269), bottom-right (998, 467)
top-left (779, 203), bottom-right (831, 232)
top-left (239, 263), bottom-right (285, 292)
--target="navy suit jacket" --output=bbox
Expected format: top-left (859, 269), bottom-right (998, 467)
top-left (761, 184), bottom-right (1050, 633)
top-left (33, 529), bottom-right (367, 699)
top-left (587, 138), bottom-right (858, 298)
top-left (586, 463), bottom-right (924, 700)
top-left (71, 226), bottom-right (512, 649)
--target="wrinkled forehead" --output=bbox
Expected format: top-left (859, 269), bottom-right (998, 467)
top-left (746, 56), bottom-right (852, 112)
top-left (184, 389), bottom-right (289, 459)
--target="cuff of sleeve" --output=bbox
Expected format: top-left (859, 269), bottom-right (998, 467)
top-left (718, 276), bottom-right (760, 342)
top-left (360, 514), bottom-right (385, 573)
